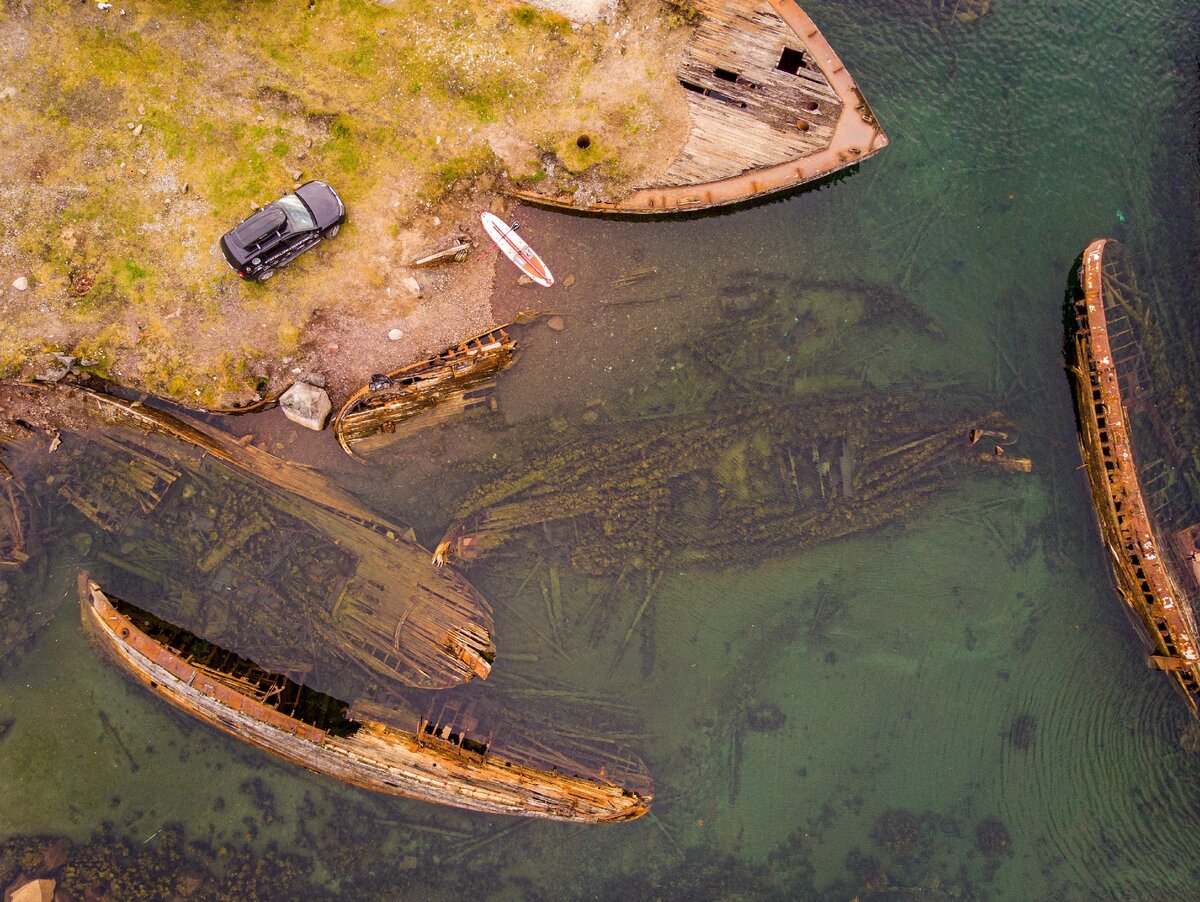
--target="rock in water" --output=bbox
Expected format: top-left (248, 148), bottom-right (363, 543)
top-left (546, 315), bottom-right (565, 331)
top-left (279, 381), bottom-right (332, 431)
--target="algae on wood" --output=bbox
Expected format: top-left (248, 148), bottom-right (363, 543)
top-left (0, 381), bottom-right (495, 694)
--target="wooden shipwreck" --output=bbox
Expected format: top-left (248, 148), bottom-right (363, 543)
top-left (0, 381), bottom-right (495, 691)
top-left (433, 393), bottom-right (1026, 576)
top-left (508, 0), bottom-right (887, 213)
top-left (80, 574), bottom-right (651, 822)
top-left (333, 326), bottom-right (517, 459)
top-left (1068, 239), bottom-right (1200, 715)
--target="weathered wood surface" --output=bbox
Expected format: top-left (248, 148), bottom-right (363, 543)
top-left (82, 576), bottom-right (651, 822)
top-left (0, 460), bottom-right (30, 570)
top-left (1069, 239), bottom-right (1200, 717)
top-left (507, 0), bottom-right (887, 213)
top-left (334, 327), bottom-right (517, 459)
top-left (1, 381), bottom-right (495, 690)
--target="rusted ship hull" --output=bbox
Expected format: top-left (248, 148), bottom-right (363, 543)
top-left (1068, 238), bottom-right (1200, 715)
top-left (80, 575), bottom-right (650, 822)
top-left (0, 381), bottom-right (495, 690)
top-left (333, 326), bottom-right (517, 459)
top-left (507, 0), bottom-right (887, 214)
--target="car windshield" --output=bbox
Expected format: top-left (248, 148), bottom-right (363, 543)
top-left (276, 194), bottom-right (315, 230)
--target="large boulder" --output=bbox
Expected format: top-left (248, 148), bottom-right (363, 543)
top-left (279, 381), bottom-right (332, 431)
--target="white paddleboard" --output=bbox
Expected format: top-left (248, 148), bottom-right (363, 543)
top-left (480, 211), bottom-right (554, 288)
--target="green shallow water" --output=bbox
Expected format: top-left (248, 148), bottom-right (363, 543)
top-left (3, 0), bottom-right (1200, 898)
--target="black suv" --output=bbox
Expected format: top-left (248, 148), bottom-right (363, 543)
top-left (219, 181), bottom-right (345, 281)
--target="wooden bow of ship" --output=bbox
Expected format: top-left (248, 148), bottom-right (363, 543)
top-left (507, 0), bottom-right (887, 214)
top-left (80, 574), bottom-right (651, 822)
top-left (1069, 238), bottom-right (1200, 715)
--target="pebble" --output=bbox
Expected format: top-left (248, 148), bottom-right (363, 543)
top-left (0, 86), bottom-right (17, 101)
top-left (517, 275), bottom-right (532, 286)
top-left (388, 329), bottom-right (403, 341)
top-left (563, 273), bottom-right (576, 288)
top-left (291, 169), bottom-right (302, 180)
top-left (547, 315), bottom-right (565, 331)
top-left (250, 199), bottom-right (259, 210)
top-left (256, 114), bottom-right (264, 122)
top-left (12, 276), bottom-right (28, 291)
top-left (400, 276), bottom-right (422, 297)
top-left (132, 123), bottom-right (143, 136)
top-left (137, 103), bottom-right (145, 115)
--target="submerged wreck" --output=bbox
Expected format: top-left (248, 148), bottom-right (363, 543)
top-left (334, 326), bottom-right (517, 459)
top-left (81, 574), bottom-right (651, 822)
top-left (434, 393), bottom-right (1026, 575)
top-left (0, 381), bottom-right (495, 691)
top-left (1068, 239), bottom-right (1200, 715)
top-left (509, 0), bottom-right (887, 213)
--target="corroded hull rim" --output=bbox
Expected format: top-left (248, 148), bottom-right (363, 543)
top-left (1070, 238), bottom-right (1200, 715)
top-left (79, 574), bottom-right (650, 822)
top-left (506, 0), bottom-right (888, 214)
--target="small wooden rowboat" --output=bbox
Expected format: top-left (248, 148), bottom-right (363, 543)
top-left (333, 326), bottom-right (518, 458)
top-left (480, 212), bottom-right (554, 287)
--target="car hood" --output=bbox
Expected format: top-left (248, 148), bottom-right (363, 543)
top-left (295, 181), bottom-right (345, 228)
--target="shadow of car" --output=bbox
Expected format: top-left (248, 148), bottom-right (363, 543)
top-left (219, 181), bottom-right (346, 282)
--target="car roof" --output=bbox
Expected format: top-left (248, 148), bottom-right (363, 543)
top-left (230, 206), bottom-right (287, 248)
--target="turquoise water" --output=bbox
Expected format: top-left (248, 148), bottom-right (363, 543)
top-left (3, 0), bottom-right (1200, 898)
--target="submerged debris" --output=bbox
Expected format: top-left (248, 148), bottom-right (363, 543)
top-left (0, 380), bottom-right (495, 692)
top-left (434, 392), bottom-right (1025, 576)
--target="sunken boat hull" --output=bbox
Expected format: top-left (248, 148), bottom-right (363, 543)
top-left (80, 575), bottom-right (651, 822)
top-left (1068, 239), bottom-right (1200, 715)
top-left (0, 381), bottom-right (494, 691)
top-left (507, 0), bottom-right (887, 214)
top-left (334, 326), bottom-right (517, 459)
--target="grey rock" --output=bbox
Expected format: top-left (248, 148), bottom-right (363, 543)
top-left (53, 353), bottom-right (78, 367)
top-left (35, 366), bottom-right (70, 384)
top-left (299, 371), bottom-right (327, 389)
top-left (132, 123), bottom-right (143, 137)
top-left (400, 276), bottom-right (422, 297)
top-left (279, 381), bottom-right (332, 431)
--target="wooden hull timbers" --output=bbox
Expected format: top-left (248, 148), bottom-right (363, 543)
top-left (0, 381), bottom-right (495, 690)
top-left (80, 575), bottom-right (652, 822)
top-left (1068, 238), bottom-right (1200, 716)
top-left (507, 0), bottom-right (888, 213)
top-left (333, 326), bottom-right (518, 459)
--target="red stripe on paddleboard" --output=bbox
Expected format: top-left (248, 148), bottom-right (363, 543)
top-left (483, 214), bottom-right (553, 285)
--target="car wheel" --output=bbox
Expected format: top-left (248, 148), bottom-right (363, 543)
top-left (322, 223), bottom-right (341, 240)
top-left (258, 269), bottom-right (275, 282)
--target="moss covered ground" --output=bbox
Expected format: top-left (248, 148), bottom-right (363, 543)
top-left (0, 0), bottom-right (689, 405)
